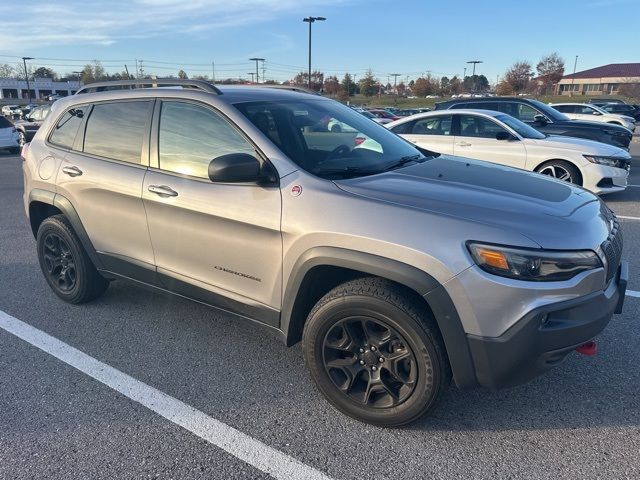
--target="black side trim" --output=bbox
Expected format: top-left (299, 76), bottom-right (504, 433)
top-left (280, 247), bottom-right (476, 386)
top-left (424, 285), bottom-right (478, 388)
top-left (96, 252), bottom-right (158, 285)
top-left (51, 194), bottom-right (105, 270)
top-left (157, 270), bottom-right (280, 328)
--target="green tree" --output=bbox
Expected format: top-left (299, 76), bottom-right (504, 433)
top-left (33, 66), bottom-right (57, 79)
top-left (340, 73), bottom-right (357, 96)
top-left (178, 69), bottom-right (188, 79)
top-left (324, 75), bottom-right (341, 96)
top-left (358, 69), bottom-right (378, 97)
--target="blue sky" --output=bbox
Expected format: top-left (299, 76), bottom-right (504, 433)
top-left (0, 0), bottom-right (636, 84)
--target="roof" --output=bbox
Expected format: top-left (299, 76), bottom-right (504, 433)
top-left (562, 63), bottom-right (640, 80)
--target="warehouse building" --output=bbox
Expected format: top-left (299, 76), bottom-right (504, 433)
top-left (0, 77), bottom-right (80, 99)
top-left (556, 63), bottom-right (640, 95)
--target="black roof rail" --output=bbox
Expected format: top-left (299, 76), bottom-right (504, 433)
top-left (75, 78), bottom-right (222, 95)
top-left (255, 84), bottom-right (322, 96)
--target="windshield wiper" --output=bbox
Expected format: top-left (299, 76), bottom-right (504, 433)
top-left (380, 154), bottom-right (426, 172)
top-left (314, 166), bottom-right (383, 178)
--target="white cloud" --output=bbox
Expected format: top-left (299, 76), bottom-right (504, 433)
top-left (0, 0), bottom-right (346, 51)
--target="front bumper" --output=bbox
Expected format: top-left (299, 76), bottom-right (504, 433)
top-left (465, 261), bottom-right (628, 389)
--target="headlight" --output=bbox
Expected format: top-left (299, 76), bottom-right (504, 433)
top-left (583, 155), bottom-right (629, 167)
top-left (467, 242), bottom-right (602, 282)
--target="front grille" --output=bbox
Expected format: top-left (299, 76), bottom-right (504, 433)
top-left (601, 213), bottom-right (623, 283)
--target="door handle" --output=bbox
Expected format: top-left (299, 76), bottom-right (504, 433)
top-left (62, 165), bottom-right (83, 177)
top-left (148, 185), bottom-right (178, 197)
top-left (456, 141), bottom-right (472, 147)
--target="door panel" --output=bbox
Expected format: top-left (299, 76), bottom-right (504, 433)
top-left (401, 115), bottom-right (455, 154)
top-left (142, 171), bottom-right (282, 309)
top-left (57, 150), bottom-right (155, 266)
top-left (143, 99), bottom-right (283, 310)
top-left (54, 100), bottom-right (155, 267)
top-left (453, 114), bottom-right (527, 169)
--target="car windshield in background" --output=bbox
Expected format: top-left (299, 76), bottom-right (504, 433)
top-left (529, 99), bottom-right (570, 121)
top-left (234, 99), bottom-right (429, 179)
top-left (496, 114), bottom-right (546, 139)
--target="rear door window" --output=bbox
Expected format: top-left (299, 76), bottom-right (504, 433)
top-left (49, 106), bottom-right (88, 149)
top-left (515, 104), bottom-right (540, 122)
top-left (457, 114), bottom-right (507, 138)
top-left (83, 101), bottom-right (152, 164)
top-left (411, 116), bottom-right (452, 135)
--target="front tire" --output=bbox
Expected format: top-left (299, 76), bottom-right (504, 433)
top-left (36, 215), bottom-right (109, 304)
top-left (536, 160), bottom-right (582, 186)
top-left (302, 277), bottom-right (450, 427)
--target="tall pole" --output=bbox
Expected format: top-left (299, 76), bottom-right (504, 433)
top-left (570, 55), bottom-right (578, 96)
top-left (248, 72), bottom-right (255, 83)
top-left (212, 61), bottom-right (216, 83)
top-left (466, 60), bottom-right (483, 92)
top-left (73, 70), bottom-right (82, 89)
top-left (22, 57), bottom-right (34, 102)
top-left (303, 16), bottom-right (326, 90)
top-left (390, 73), bottom-right (401, 94)
top-left (249, 58), bottom-right (264, 83)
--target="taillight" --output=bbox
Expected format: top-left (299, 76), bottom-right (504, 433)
top-left (354, 136), bottom-right (365, 146)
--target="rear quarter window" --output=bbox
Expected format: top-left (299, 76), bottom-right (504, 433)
top-left (49, 106), bottom-right (88, 149)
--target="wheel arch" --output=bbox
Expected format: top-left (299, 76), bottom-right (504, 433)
top-left (28, 190), bottom-right (104, 270)
top-left (533, 158), bottom-right (584, 185)
top-left (280, 247), bottom-right (478, 388)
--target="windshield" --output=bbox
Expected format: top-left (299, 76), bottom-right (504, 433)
top-left (496, 114), bottom-right (546, 139)
top-left (234, 99), bottom-right (429, 179)
top-left (529, 99), bottom-right (570, 122)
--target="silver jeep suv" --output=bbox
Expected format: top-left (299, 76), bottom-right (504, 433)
top-left (22, 79), bottom-right (628, 426)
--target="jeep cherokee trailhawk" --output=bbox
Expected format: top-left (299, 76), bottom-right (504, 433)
top-left (22, 79), bottom-right (628, 426)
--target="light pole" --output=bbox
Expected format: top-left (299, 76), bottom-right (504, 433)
top-left (390, 73), bottom-right (401, 94)
top-left (466, 60), bottom-right (483, 92)
top-left (22, 57), bottom-right (34, 102)
top-left (570, 55), bottom-right (578, 96)
top-left (73, 71), bottom-right (82, 90)
top-left (303, 16), bottom-right (326, 90)
top-left (248, 72), bottom-right (255, 83)
top-left (249, 57), bottom-right (265, 83)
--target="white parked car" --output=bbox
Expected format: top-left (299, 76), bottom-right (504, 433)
top-left (0, 116), bottom-right (21, 154)
top-left (550, 103), bottom-right (635, 131)
top-left (2, 105), bottom-right (23, 117)
top-left (327, 118), bottom-right (358, 133)
top-left (386, 110), bottom-right (631, 194)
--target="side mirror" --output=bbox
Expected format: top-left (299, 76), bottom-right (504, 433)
top-left (208, 153), bottom-right (276, 184)
top-left (533, 114), bottom-right (548, 125)
top-left (495, 131), bottom-right (512, 141)
top-left (592, 111), bottom-right (602, 115)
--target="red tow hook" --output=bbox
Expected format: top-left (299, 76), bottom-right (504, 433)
top-left (576, 341), bottom-right (597, 356)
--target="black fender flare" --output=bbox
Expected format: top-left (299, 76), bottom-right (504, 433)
top-left (28, 189), bottom-right (104, 270)
top-left (279, 246), bottom-right (478, 387)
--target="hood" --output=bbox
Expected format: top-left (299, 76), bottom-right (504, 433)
top-left (530, 135), bottom-right (629, 156)
top-left (335, 155), bottom-right (610, 250)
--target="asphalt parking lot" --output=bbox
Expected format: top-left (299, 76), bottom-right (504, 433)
top-left (1, 148), bottom-right (639, 479)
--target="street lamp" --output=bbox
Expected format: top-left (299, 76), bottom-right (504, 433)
top-left (466, 60), bottom-right (483, 92)
top-left (303, 16), bottom-right (326, 90)
top-left (22, 57), bottom-right (34, 102)
top-left (249, 57), bottom-right (265, 84)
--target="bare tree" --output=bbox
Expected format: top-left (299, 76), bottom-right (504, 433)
top-left (503, 61), bottom-right (533, 93)
top-left (0, 63), bottom-right (15, 78)
top-left (536, 53), bottom-right (564, 94)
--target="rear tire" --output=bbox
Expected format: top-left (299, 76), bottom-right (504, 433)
top-left (36, 215), bottom-right (109, 304)
top-left (536, 160), bottom-right (582, 186)
top-left (302, 277), bottom-right (450, 427)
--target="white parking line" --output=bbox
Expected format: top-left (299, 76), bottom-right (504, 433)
top-left (627, 290), bottom-right (640, 298)
top-left (617, 215), bottom-right (640, 221)
top-left (0, 311), bottom-right (333, 480)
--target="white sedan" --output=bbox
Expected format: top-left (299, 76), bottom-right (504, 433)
top-left (550, 103), bottom-right (635, 131)
top-left (386, 109), bottom-right (631, 194)
top-left (0, 116), bottom-right (21, 154)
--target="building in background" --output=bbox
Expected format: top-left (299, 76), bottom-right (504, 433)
top-left (556, 63), bottom-right (640, 96)
top-left (0, 77), bottom-right (81, 100)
